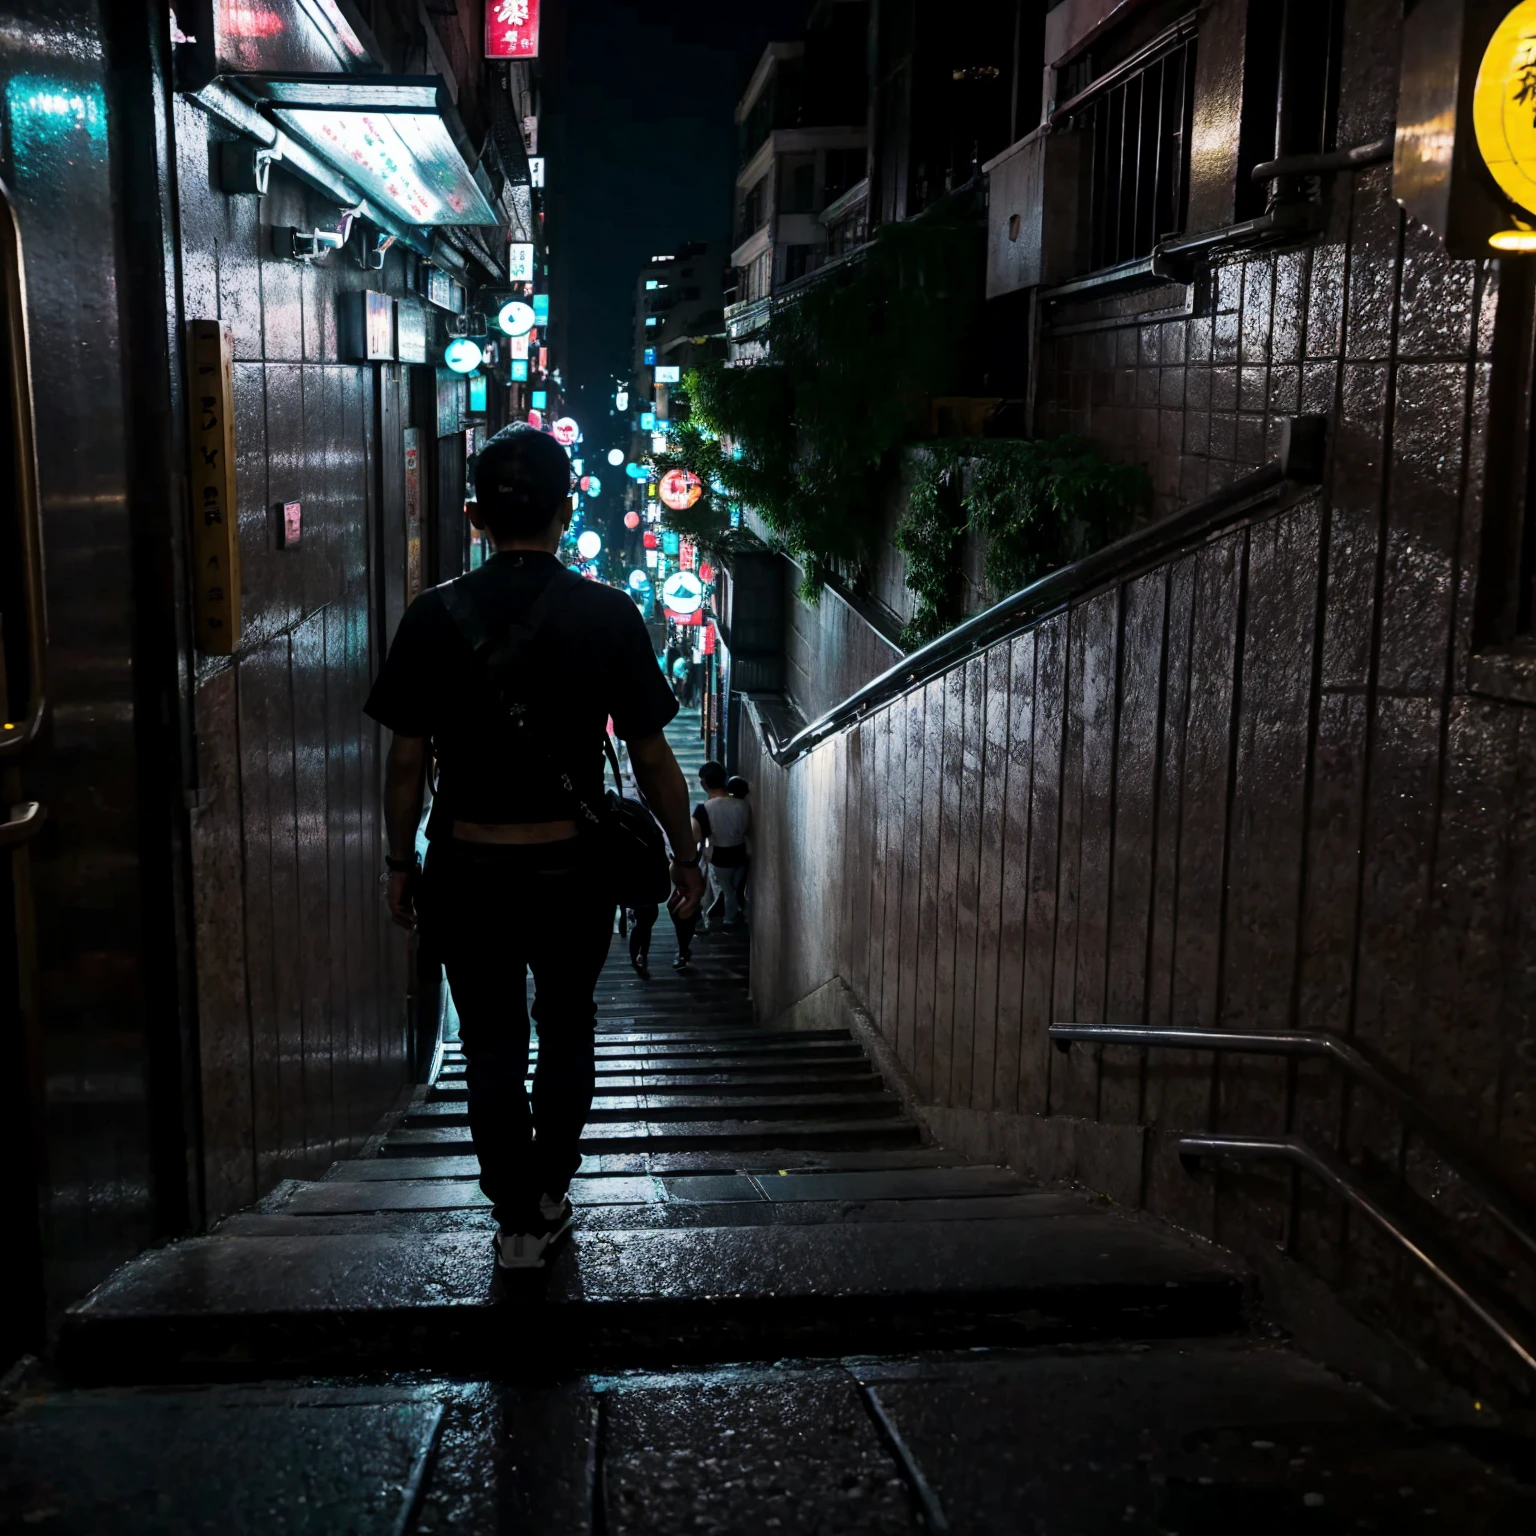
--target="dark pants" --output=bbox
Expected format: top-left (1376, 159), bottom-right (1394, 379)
top-left (423, 837), bottom-right (614, 1228)
top-left (628, 901), bottom-right (696, 963)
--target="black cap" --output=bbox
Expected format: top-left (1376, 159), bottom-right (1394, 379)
top-left (474, 423), bottom-right (572, 532)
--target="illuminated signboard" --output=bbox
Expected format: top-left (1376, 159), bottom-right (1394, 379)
top-left (509, 334), bottom-right (530, 360)
top-left (640, 411), bottom-right (655, 430)
top-left (533, 292), bottom-right (550, 323)
top-left (499, 299), bottom-right (535, 336)
top-left (615, 388), bottom-right (629, 410)
top-left (444, 337), bottom-right (482, 373)
top-left (654, 365), bottom-right (681, 384)
top-left (662, 570), bottom-right (704, 617)
top-left (508, 241), bottom-right (535, 281)
top-left (532, 390), bottom-right (547, 408)
top-left (468, 374), bottom-right (488, 412)
top-left (485, 0), bottom-right (541, 60)
top-left (1476, 3), bottom-right (1536, 242)
top-left (427, 267), bottom-right (463, 312)
top-left (660, 468), bottom-right (702, 511)
top-left (510, 359), bottom-right (529, 381)
top-left (586, 475), bottom-right (603, 497)
top-left (644, 347), bottom-right (656, 364)
top-left (530, 156), bottom-right (546, 188)
top-left (662, 530), bottom-right (680, 555)
top-left (552, 416), bottom-right (580, 445)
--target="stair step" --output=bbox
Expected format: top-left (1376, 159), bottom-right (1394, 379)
top-left (380, 1118), bottom-right (924, 1157)
top-left (58, 1215), bottom-right (1247, 1380)
top-left (405, 1093), bottom-right (903, 1125)
top-left (321, 1147), bottom-right (969, 1181)
top-left (427, 1075), bottom-right (881, 1101)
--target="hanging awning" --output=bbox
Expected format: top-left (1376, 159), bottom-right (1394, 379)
top-left (233, 75), bottom-right (501, 228)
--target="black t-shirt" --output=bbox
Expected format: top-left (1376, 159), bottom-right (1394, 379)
top-left (365, 551), bottom-right (678, 837)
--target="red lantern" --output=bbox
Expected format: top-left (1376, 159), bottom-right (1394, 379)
top-left (527, 408), bottom-right (543, 430)
top-left (579, 475), bottom-right (591, 491)
top-left (699, 562), bottom-right (714, 584)
top-left (624, 511), bottom-right (641, 530)
top-left (642, 530), bottom-right (659, 549)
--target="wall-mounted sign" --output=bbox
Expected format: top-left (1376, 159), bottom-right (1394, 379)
top-left (508, 240), bottom-right (535, 281)
top-left (511, 359), bottom-right (529, 381)
top-left (662, 530), bottom-right (680, 555)
top-left (444, 337), bottom-right (482, 373)
top-left (499, 299), bottom-right (535, 337)
top-left (468, 374), bottom-right (488, 412)
top-left (280, 499), bottom-right (302, 548)
top-left (552, 416), bottom-right (580, 445)
top-left (186, 321), bottom-right (241, 654)
top-left (643, 348), bottom-right (656, 364)
top-left (426, 266), bottom-right (464, 313)
top-left (531, 390), bottom-right (548, 408)
top-left (654, 364), bottom-right (681, 384)
top-left (662, 570), bottom-right (704, 617)
top-left (396, 299), bottom-right (427, 364)
top-left (437, 369), bottom-right (465, 437)
top-left (404, 426), bottom-right (422, 602)
top-left (660, 468), bottom-right (702, 511)
top-left (533, 292), bottom-right (550, 323)
top-left (509, 335), bottom-right (530, 361)
top-left (640, 411), bottom-right (655, 430)
top-left (529, 155), bottom-right (546, 188)
top-left (645, 548), bottom-right (659, 568)
top-left (486, 0), bottom-right (541, 60)
top-left (615, 388), bottom-right (629, 410)
top-left (341, 289), bottom-right (395, 362)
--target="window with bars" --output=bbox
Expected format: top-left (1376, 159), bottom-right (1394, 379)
top-left (1057, 17), bottom-right (1197, 274)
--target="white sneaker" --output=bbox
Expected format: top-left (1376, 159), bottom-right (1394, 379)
top-left (494, 1194), bottom-right (574, 1270)
top-left (539, 1191), bottom-right (573, 1227)
top-left (494, 1228), bottom-right (557, 1270)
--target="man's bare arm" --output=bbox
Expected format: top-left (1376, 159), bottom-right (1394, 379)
top-left (383, 733), bottom-right (428, 929)
top-left (628, 729), bottom-right (706, 915)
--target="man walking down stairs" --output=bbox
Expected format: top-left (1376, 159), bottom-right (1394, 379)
top-left (6, 932), bottom-right (1535, 1530)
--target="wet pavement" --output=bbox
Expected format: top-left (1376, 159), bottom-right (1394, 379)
top-left (5, 719), bottom-right (1535, 1527)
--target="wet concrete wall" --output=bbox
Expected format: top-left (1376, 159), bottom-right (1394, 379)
top-left (784, 564), bottom-right (903, 726)
top-left (744, 0), bottom-right (1536, 1392)
top-left (175, 104), bottom-right (415, 1220)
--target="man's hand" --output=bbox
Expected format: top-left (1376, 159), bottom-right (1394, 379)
top-left (387, 870), bottom-right (418, 930)
top-left (668, 859), bottom-right (706, 919)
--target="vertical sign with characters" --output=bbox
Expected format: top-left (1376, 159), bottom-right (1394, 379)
top-left (404, 428), bottom-right (422, 602)
top-left (187, 321), bottom-right (241, 654)
top-left (486, 0), bottom-right (540, 59)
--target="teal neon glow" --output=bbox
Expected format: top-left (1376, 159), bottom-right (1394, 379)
top-left (6, 77), bottom-right (107, 160)
top-left (444, 338), bottom-right (483, 373)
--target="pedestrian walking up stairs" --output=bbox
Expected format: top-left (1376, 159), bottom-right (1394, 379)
top-left (10, 938), bottom-right (1536, 1529)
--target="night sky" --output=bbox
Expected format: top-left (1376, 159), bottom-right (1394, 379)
top-left (555, 0), bottom-right (807, 430)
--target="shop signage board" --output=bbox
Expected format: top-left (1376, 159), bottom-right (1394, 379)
top-left (396, 299), bottom-right (427, 364)
top-left (404, 427), bottom-right (422, 602)
top-left (437, 369), bottom-right (465, 437)
top-left (654, 365), bottom-right (681, 384)
top-left (186, 320), bottom-right (241, 654)
top-left (508, 241), bottom-right (535, 281)
top-left (659, 468), bottom-right (702, 510)
top-left (486, 0), bottom-right (541, 59)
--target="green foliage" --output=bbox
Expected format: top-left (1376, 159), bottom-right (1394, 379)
top-left (895, 438), bottom-right (1152, 647)
top-left (669, 213), bottom-right (987, 584)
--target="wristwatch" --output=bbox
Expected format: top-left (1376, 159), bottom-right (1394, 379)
top-left (384, 854), bottom-right (419, 873)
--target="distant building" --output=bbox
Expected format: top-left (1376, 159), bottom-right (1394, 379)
top-left (725, 2), bottom-right (870, 364)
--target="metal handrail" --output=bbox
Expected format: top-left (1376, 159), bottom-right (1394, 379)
top-left (759, 454), bottom-right (1320, 766)
top-left (1049, 1023), bottom-right (1536, 1263)
top-left (1179, 1134), bottom-right (1536, 1378)
top-left (0, 801), bottom-right (44, 851)
top-left (1250, 136), bottom-right (1393, 184)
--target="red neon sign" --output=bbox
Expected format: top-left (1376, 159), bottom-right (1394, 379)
top-left (486, 0), bottom-right (540, 59)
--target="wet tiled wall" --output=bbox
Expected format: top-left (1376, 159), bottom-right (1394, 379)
top-left (176, 101), bottom-right (409, 1219)
top-left (745, 0), bottom-right (1536, 1394)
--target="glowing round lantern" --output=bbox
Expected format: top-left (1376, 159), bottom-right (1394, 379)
top-left (552, 416), bottom-right (580, 446)
top-left (659, 468), bottom-right (703, 511)
top-left (576, 530), bottom-right (602, 560)
top-left (607, 447), bottom-right (624, 466)
top-left (624, 511), bottom-right (641, 530)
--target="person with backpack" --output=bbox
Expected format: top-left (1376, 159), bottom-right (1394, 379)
top-left (366, 425), bottom-right (704, 1271)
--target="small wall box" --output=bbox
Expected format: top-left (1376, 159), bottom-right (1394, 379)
top-left (341, 291), bottom-right (396, 362)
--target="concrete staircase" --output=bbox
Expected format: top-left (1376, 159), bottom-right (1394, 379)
top-left (12, 724), bottom-right (1535, 1530)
